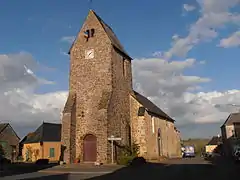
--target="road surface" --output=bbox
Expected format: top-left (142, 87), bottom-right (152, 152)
top-left (1, 157), bottom-right (239, 180)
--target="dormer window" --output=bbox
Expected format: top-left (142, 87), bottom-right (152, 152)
top-left (137, 107), bottom-right (145, 116)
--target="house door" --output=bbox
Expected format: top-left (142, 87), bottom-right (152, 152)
top-left (83, 134), bottom-right (97, 162)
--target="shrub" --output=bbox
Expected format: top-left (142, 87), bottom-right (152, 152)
top-left (117, 142), bottom-right (140, 165)
top-left (0, 144), bottom-right (5, 156)
top-left (17, 156), bottom-right (24, 161)
top-left (130, 156), bottom-right (146, 166)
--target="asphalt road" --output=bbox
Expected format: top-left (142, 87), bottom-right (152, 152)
top-left (1, 157), bottom-right (240, 180)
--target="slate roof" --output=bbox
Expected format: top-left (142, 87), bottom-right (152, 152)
top-left (133, 91), bottom-right (175, 122)
top-left (207, 136), bottom-right (222, 145)
top-left (221, 113), bottom-right (240, 128)
top-left (63, 92), bottom-right (76, 113)
top-left (0, 123), bottom-right (8, 134)
top-left (0, 123), bottom-right (20, 140)
top-left (68, 10), bottom-right (132, 60)
top-left (21, 122), bottom-right (61, 144)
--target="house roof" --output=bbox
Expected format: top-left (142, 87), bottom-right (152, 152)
top-left (0, 123), bottom-right (20, 140)
top-left (0, 123), bottom-right (8, 134)
top-left (21, 122), bottom-right (61, 144)
top-left (221, 113), bottom-right (240, 128)
top-left (68, 10), bottom-right (132, 60)
top-left (207, 136), bottom-right (222, 145)
top-left (132, 91), bottom-right (175, 122)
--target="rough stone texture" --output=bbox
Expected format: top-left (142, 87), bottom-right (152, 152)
top-left (130, 96), bottom-right (148, 157)
top-left (0, 124), bottom-right (20, 161)
top-left (61, 10), bottom-right (132, 164)
top-left (62, 10), bottom-right (181, 164)
top-left (130, 95), bottom-right (181, 160)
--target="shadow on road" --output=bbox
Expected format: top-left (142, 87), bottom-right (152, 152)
top-left (86, 157), bottom-right (240, 180)
top-left (19, 173), bottom-right (70, 180)
top-left (2, 157), bottom-right (240, 180)
top-left (0, 162), bottom-right (58, 177)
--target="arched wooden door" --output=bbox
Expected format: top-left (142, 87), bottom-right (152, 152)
top-left (83, 134), bottom-right (97, 162)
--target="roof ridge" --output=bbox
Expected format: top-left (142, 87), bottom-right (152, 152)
top-left (68, 10), bottom-right (132, 59)
top-left (42, 122), bottom-right (60, 125)
top-left (132, 90), bottom-right (174, 122)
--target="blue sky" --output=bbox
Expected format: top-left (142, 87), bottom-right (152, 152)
top-left (0, 0), bottom-right (239, 92)
top-left (0, 0), bottom-right (240, 139)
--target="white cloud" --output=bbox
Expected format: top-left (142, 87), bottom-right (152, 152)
top-left (183, 4), bottom-right (196, 12)
top-left (1, 52), bottom-right (240, 139)
top-left (132, 57), bottom-right (240, 138)
top-left (219, 31), bottom-right (240, 47)
top-left (60, 36), bottom-right (75, 44)
top-left (0, 52), bottom-right (62, 138)
top-left (165, 0), bottom-right (240, 58)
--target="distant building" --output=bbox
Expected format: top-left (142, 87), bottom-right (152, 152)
top-left (221, 113), bottom-right (240, 156)
top-left (61, 10), bottom-right (181, 164)
top-left (20, 122), bottom-right (61, 162)
top-left (205, 136), bottom-right (222, 154)
top-left (0, 123), bottom-right (20, 162)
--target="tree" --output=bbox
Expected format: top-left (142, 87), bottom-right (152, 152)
top-left (26, 146), bottom-right (33, 162)
top-left (0, 144), bottom-right (5, 156)
top-left (33, 149), bottom-right (40, 161)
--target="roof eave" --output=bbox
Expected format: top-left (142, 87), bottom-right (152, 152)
top-left (112, 45), bottom-right (132, 60)
top-left (147, 110), bottom-right (175, 122)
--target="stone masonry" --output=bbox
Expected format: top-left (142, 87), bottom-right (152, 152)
top-left (61, 10), bottom-right (181, 164)
top-left (130, 93), bottom-right (181, 160)
top-left (61, 10), bottom-right (132, 164)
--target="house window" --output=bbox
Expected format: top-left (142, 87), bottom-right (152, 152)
top-left (151, 116), bottom-right (155, 133)
top-left (49, 148), bottom-right (55, 158)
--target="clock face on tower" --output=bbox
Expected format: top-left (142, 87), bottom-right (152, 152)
top-left (85, 49), bottom-right (94, 59)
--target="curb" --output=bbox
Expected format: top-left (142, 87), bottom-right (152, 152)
top-left (38, 170), bottom-right (113, 174)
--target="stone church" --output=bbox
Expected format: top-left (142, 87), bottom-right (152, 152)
top-left (61, 10), bottom-right (181, 164)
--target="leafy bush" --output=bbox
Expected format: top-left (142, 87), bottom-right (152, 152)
top-left (130, 156), bottom-right (146, 166)
top-left (0, 144), bottom-right (5, 156)
top-left (17, 156), bottom-right (24, 161)
top-left (117, 142), bottom-right (140, 165)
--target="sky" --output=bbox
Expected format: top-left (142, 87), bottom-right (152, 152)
top-left (0, 0), bottom-right (240, 139)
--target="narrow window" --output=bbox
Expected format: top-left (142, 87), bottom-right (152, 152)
top-left (84, 30), bottom-right (90, 42)
top-left (151, 116), bottom-right (155, 133)
top-left (90, 28), bottom-right (95, 37)
top-left (49, 148), bottom-right (55, 158)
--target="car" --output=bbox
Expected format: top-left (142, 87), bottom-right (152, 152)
top-left (182, 146), bottom-right (195, 158)
top-left (233, 148), bottom-right (240, 162)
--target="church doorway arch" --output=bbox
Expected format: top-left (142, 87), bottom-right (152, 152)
top-left (83, 134), bottom-right (97, 162)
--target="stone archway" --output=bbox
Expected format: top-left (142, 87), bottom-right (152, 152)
top-left (157, 128), bottom-right (162, 156)
top-left (83, 134), bottom-right (97, 162)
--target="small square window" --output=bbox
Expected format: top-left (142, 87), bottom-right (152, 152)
top-left (49, 148), bottom-right (55, 158)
